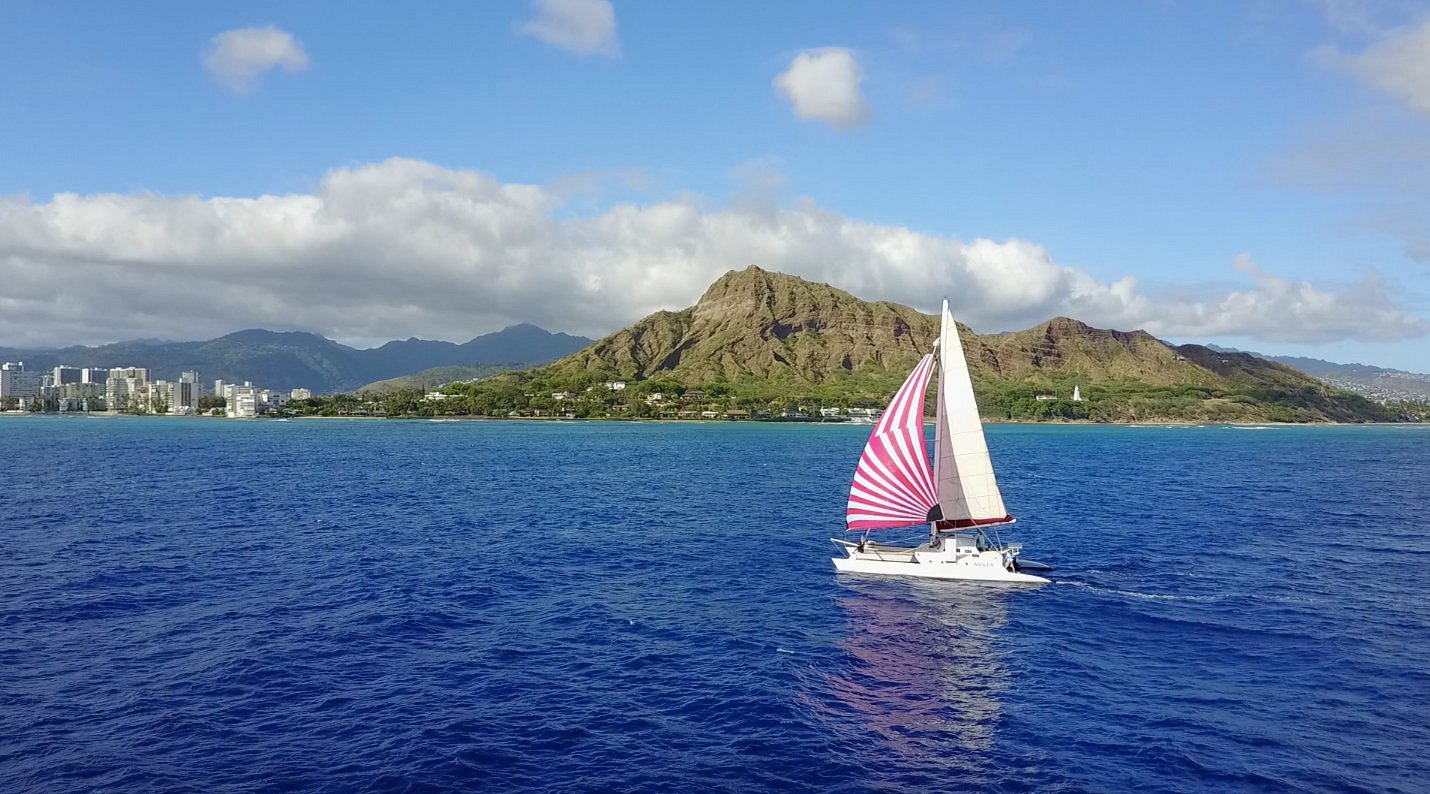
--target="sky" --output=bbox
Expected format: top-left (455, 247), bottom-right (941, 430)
top-left (2, 1), bottom-right (1430, 371)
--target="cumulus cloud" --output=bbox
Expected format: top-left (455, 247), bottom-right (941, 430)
top-left (517, 0), bottom-right (619, 57)
top-left (0, 158), bottom-right (1423, 349)
top-left (1314, 16), bottom-right (1430, 116)
top-left (774, 48), bottom-right (870, 130)
top-left (1128, 254), bottom-right (1426, 343)
top-left (203, 25), bottom-right (310, 94)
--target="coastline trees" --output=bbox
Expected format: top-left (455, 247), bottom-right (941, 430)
top-left (253, 366), bottom-right (1410, 424)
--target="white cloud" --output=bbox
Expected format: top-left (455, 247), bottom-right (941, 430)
top-left (517, 0), bottom-right (619, 57)
top-left (1314, 15), bottom-right (1430, 116)
top-left (774, 48), bottom-right (870, 130)
top-left (0, 158), bottom-right (1423, 350)
top-left (1123, 254), bottom-right (1426, 343)
top-left (203, 26), bottom-right (310, 94)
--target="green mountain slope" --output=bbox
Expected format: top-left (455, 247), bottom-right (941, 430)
top-left (526, 266), bottom-right (1392, 422)
top-left (553, 267), bottom-right (935, 383)
top-left (359, 364), bottom-right (537, 395)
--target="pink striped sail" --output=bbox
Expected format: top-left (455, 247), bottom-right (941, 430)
top-left (845, 353), bottom-right (940, 530)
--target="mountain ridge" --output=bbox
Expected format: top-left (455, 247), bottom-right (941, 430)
top-left (0, 325), bottom-right (593, 393)
top-left (1206, 344), bottom-right (1430, 402)
top-left (526, 266), bottom-right (1394, 422)
top-left (552, 266), bottom-right (1206, 385)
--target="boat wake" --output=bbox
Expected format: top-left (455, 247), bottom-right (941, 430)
top-left (1055, 580), bottom-right (1226, 603)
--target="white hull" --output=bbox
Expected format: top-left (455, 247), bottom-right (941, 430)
top-left (831, 539), bottom-right (1049, 584)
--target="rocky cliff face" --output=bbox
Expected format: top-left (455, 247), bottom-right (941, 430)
top-left (555, 266), bottom-right (936, 382)
top-left (972, 317), bottom-right (1213, 385)
top-left (553, 266), bottom-right (1217, 387)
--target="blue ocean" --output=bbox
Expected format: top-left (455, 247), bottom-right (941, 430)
top-left (2, 417), bottom-right (1427, 792)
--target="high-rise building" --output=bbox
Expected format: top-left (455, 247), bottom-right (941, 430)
top-left (290, 388), bottom-right (312, 400)
top-left (108, 366), bottom-right (149, 381)
top-left (1, 362), bottom-right (42, 402)
top-left (53, 366), bottom-right (82, 385)
top-left (228, 384), bottom-right (259, 418)
top-left (172, 372), bottom-right (200, 414)
top-left (104, 366), bottom-right (150, 412)
top-left (81, 368), bottom-right (109, 385)
top-left (149, 380), bottom-right (172, 413)
top-left (53, 381), bottom-right (103, 412)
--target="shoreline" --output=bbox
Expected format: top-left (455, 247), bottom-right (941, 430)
top-left (4, 410), bottom-right (1424, 427)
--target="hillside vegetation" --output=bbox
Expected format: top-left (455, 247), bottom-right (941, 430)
top-left (358, 364), bottom-right (542, 395)
top-left (426, 267), bottom-right (1394, 423)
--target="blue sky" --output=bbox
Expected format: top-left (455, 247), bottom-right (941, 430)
top-left (3, 1), bottom-right (1429, 371)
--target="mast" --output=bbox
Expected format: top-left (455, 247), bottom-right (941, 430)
top-left (931, 313), bottom-right (949, 544)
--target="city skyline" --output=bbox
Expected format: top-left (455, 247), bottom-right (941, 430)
top-left (0, 359), bottom-right (307, 417)
top-left (3, 2), bottom-right (1429, 370)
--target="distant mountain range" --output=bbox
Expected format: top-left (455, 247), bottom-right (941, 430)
top-left (538, 266), bottom-right (1396, 422)
top-left (0, 324), bottom-right (592, 393)
top-left (11, 268), bottom-right (1420, 422)
top-left (1207, 345), bottom-right (1430, 402)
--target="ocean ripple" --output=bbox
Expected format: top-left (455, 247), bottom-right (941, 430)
top-left (2, 419), bottom-right (1427, 792)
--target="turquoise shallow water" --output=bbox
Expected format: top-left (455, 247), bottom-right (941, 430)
top-left (2, 417), bottom-right (1427, 792)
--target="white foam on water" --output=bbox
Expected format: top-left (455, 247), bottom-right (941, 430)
top-left (1057, 580), bottom-right (1224, 602)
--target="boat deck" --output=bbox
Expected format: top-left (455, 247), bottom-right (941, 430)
top-left (842, 540), bottom-right (919, 562)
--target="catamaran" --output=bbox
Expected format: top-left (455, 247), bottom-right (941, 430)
top-left (832, 300), bottom-right (1051, 583)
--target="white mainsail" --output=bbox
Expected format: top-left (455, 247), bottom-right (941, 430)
top-left (932, 301), bottom-right (1012, 527)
